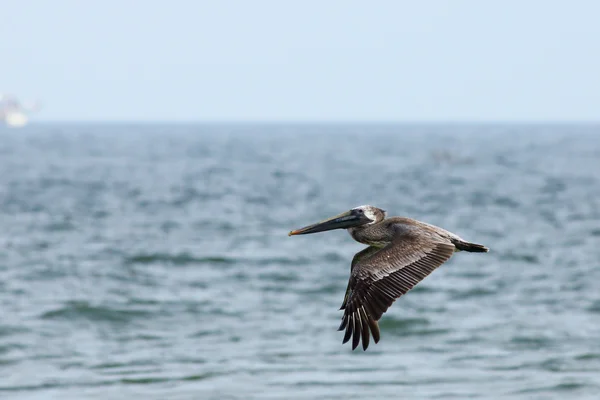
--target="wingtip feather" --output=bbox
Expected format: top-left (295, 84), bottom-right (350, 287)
top-left (342, 316), bottom-right (353, 344)
top-left (359, 307), bottom-right (370, 351)
top-left (352, 313), bottom-right (361, 350)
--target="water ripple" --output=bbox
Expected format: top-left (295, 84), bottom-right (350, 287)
top-left (1, 124), bottom-right (599, 400)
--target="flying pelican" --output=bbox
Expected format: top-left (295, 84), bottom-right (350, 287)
top-left (288, 205), bottom-right (489, 351)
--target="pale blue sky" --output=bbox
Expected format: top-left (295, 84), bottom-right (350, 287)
top-left (1, 0), bottom-right (599, 122)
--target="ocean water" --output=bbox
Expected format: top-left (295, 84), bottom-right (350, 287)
top-left (0, 123), bottom-right (599, 399)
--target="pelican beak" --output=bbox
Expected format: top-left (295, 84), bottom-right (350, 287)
top-left (288, 210), bottom-right (369, 236)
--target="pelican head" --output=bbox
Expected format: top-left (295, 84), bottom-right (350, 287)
top-left (288, 205), bottom-right (386, 236)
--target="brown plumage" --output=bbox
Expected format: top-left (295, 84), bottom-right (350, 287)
top-left (289, 205), bottom-right (489, 351)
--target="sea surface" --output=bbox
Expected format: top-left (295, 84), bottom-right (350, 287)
top-left (0, 123), bottom-right (599, 399)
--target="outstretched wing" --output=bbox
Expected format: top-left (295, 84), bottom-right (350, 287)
top-left (339, 229), bottom-right (455, 351)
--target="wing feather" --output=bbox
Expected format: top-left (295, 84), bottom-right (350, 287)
top-left (339, 232), bottom-right (456, 350)
top-left (340, 246), bottom-right (381, 310)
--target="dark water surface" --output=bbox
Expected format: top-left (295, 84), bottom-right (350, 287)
top-left (1, 124), bottom-right (599, 399)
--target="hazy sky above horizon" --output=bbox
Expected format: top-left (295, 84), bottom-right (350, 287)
top-left (1, 1), bottom-right (599, 122)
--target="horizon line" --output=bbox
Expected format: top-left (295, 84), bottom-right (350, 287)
top-left (19, 119), bottom-right (600, 126)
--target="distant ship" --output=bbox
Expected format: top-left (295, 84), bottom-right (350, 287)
top-left (0, 93), bottom-right (42, 127)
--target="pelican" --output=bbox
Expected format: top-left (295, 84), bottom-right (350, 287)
top-left (288, 205), bottom-right (489, 351)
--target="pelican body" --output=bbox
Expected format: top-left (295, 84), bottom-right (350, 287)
top-left (288, 205), bottom-right (488, 351)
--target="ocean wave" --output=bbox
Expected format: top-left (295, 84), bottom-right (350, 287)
top-left (40, 301), bottom-right (153, 324)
